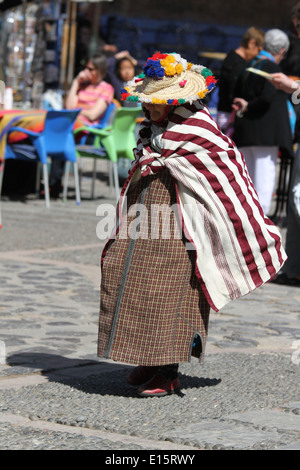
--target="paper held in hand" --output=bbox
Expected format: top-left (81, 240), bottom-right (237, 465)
top-left (246, 67), bottom-right (273, 80)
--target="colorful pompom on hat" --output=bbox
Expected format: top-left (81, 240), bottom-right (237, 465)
top-left (120, 52), bottom-right (217, 105)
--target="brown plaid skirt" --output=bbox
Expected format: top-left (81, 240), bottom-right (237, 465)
top-left (97, 168), bottom-right (210, 366)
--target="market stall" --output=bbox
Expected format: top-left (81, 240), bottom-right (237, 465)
top-left (0, 0), bottom-right (114, 109)
top-left (0, 1), bottom-right (67, 109)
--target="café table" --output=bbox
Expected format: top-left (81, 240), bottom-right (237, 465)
top-left (0, 108), bottom-right (87, 161)
top-left (0, 109), bottom-right (47, 161)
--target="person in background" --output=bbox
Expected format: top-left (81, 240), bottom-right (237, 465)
top-left (216, 27), bottom-right (265, 131)
top-left (280, 2), bottom-right (300, 175)
top-left (66, 53), bottom-right (114, 125)
top-left (114, 57), bottom-right (141, 107)
top-left (270, 72), bottom-right (300, 286)
top-left (281, 2), bottom-right (300, 81)
top-left (45, 54), bottom-right (114, 198)
top-left (104, 49), bottom-right (144, 104)
top-left (232, 29), bottom-right (292, 216)
top-left (116, 57), bottom-right (136, 84)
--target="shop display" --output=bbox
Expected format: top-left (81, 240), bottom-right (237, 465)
top-left (1, 1), bottom-right (64, 109)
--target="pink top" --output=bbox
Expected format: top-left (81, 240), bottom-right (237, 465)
top-left (77, 80), bottom-right (114, 125)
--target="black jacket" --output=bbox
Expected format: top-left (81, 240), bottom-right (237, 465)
top-left (281, 34), bottom-right (300, 143)
top-left (233, 58), bottom-right (293, 154)
top-left (217, 50), bottom-right (247, 113)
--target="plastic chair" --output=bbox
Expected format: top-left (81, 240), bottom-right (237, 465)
top-left (0, 109), bottom-right (81, 210)
top-left (78, 102), bottom-right (117, 145)
top-left (74, 107), bottom-right (142, 201)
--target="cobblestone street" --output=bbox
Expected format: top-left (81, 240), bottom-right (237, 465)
top-left (0, 165), bottom-right (299, 451)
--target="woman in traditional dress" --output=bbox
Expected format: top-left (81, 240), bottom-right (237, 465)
top-left (97, 52), bottom-right (286, 397)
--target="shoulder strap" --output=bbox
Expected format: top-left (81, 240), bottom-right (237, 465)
top-left (241, 58), bottom-right (269, 88)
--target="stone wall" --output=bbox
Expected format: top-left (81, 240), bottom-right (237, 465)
top-left (101, 0), bottom-right (297, 30)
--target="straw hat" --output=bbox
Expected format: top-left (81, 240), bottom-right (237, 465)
top-left (120, 52), bottom-right (217, 105)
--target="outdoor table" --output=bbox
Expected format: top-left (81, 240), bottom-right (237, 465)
top-left (0, 109), bottom-right (85, 161)
top-left (0, 109), bottom-right (46, 161)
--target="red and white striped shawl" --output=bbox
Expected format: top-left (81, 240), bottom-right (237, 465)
top-left (109, 101), bottom-right (287, 312)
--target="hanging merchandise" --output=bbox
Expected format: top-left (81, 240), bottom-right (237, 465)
top-left (31, 1), bottom-right (64, 107)
top-left (2, 3), bottom-right (39, 106)
top-left (1, 1), bottom-right (64, 109)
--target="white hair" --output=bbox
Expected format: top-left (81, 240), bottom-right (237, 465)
top-left (264, 29), bottom-right (290, 55)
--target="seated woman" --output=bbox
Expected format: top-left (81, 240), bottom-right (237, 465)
top-left (46, 54), bottom-right (115, 198)
top-left (66, 53), bottom-right (114, 125)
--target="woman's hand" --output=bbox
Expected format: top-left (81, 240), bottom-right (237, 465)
top-left (270, 73), bottom-right (299, 94)
top-left (65, 74), bottom-right (86, 109)
top-left (77, 69), bottom-right (92, 84)
top-left (114, 50), bottom-right (138, 66)
top-left (232, 97), bottom-right (248, 117)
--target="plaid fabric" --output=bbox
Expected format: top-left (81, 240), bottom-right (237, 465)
top-left (98, 169), bottom-right (210, 366)
top-left (113, 101), bottom-right (287, 311)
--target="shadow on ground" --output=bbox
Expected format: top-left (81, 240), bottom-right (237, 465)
top-left (6, 352), bottom-right (222, 398)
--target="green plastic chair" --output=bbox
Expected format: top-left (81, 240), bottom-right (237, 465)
top-left (74, 107), bottom-right (142, 201)
top-left (111, 107), bottom-right (142, 160)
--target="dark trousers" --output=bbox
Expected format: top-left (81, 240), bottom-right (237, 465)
top-left (49, 159), bottom-right (64, 188)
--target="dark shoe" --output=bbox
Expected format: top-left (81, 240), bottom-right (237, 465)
top-left (39, 183), bottom-right (62, 200)
top-left (271, 273), bottom-right (300, 287)
top-left (137, 372), bottom-right (180, 397)
top-left (127, 365), bottom-right (159, 386)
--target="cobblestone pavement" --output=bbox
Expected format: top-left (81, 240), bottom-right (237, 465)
top-left (0, 165), bottom-right (299, 451)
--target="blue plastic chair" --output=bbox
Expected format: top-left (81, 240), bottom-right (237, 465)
top-left (78, 102), bottom-right (117, 145)
top-left (1, 109), bottom-right (81, 208)
top-left (74, 107), bottom-right (142, 201)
